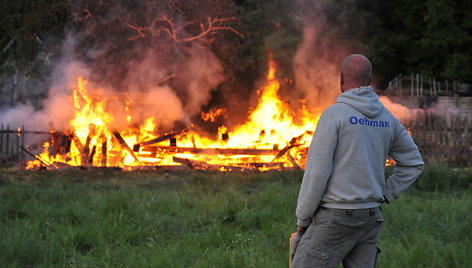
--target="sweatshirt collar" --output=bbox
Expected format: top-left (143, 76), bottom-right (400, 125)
top-left (336, 86), bottom-right (383, 118)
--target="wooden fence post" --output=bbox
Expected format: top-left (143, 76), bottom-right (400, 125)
top-left (21, 125), bottom-right (25, 168)
top-left (445, 80), bottom-right (449, 96)
top-left (6, 125), bottom-right (9, 155)
top-left (16, 126), bottom-right (19, 157)
top-left (419, 74), bottom-right (423, 96)
top-left (0, 124), bottom-right (3, 153)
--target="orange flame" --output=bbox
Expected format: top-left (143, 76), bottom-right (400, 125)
top-left (27, 56), bottom-right (322, 170)
top-left (202, 108), bottom-right (226, 122)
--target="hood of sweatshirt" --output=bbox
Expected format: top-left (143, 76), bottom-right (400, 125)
top-left (336, 86), bottom-right (383, 118)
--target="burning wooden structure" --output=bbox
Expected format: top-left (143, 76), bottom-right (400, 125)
top-left (5, 58), bottom-right (470, 170)
top-left (11, 59), bottom-right (318, 171)
top-left (18, 129), bottom-right (310, 171)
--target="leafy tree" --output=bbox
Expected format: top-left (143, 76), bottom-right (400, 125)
top-left (1, 0), bottom-right (472, 106)
top-left (361, 0), bottom-right (472, 85)
top-left (0, 0), bottom-right (69, 74)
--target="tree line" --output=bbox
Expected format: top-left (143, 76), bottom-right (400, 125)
top-left (0, 0), bottom-right (471, 101)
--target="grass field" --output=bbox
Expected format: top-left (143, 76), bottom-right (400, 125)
top-left (0, 166), bottom-right (471, 267)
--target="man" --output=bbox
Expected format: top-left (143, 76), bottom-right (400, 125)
top-left (291, 54), bottom-right (424, 268)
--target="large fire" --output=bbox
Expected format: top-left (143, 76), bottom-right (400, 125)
top-left (26, 58), bottom-right (322, 170)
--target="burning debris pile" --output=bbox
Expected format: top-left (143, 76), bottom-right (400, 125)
top-left (25, 59), bottom-right (321, 171)
top-left (1, 1), bottom-right (347, 171)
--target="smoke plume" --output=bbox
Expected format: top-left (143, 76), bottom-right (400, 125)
top-left (378, 96), bottom-right (422, 122)
top-left (0, 2), bottom-right (225, 133)
top-left (0, 35), bottom-right (86, 130)
top-left (292, 1), bottom-right (349, 110)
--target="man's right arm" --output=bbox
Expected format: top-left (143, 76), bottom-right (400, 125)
top-left (384, 121), bottom-right (424, 203)
top-left (296, 113), bottom-right (338, 226)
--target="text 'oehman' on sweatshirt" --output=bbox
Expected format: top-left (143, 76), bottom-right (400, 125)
top-left (296, 86), bottom-right (424, 227)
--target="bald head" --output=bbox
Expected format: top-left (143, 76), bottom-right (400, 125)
top-left (340, 54), bottom-right (372, 92)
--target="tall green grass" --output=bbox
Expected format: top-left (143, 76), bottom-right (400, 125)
top-left (0, 167), bottom-right (471, 267)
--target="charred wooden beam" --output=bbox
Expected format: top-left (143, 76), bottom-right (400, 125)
top-left (52, 161), bottom-right (75, 169)
top-left (65, 134), bottom-right (72, 153)
top-left (101, 140), bottom-right (107, 167)
top-left (52, 162), bottom-right (122, 171)
top-left (50, 131), bottom-right (70, 155)
top-left (275, 136), bottom-right (302, 159)
top-left (82, 135), bottom-right (91, 165)
top-left (19, 145), bottom-right (57, 169)
top-left (125, 164), bottom-right (188, 171)
top-left (157, 73), bottom-right (175, 85)
top-left (133, 130), bottom-right (188, 152)
top-left (172, 156), bottom-right (200, 169)
top-left (171, 157), bottom-right (263, 171)
top-left (143, 146), bottom-right (278, 155)
top-left (273, 132), bottom-right (312, 160)
top-left (287, 153), bottom-right (301, 169)
top-left (221, 132), bottom-right (229, 141)
top-left (133, 133), bottom-right (177, 152)
top-left (251, 162), bottom-right (285, 168)
top-left (88, 145), bottom-right (97, 164)
top-left (112, 131), bottom-right (140, 163)
top-left (172, 156), bottom-right (289, 171)
top-left (71, 132), bottom-right (84, 153)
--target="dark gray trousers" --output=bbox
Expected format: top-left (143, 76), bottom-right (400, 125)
top-left (291, 207), bottom-right (383, 268)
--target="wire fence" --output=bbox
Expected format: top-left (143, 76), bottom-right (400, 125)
top-left (402, 110), bottom-right (472, 166)
top-left (2, 113), bottom-right (471, 168)
top-left (0, 124), bottom-right (51, 168)
top-left (386, 74), bottom-right (471, 97)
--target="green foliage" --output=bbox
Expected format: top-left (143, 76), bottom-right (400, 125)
top-left (365, 0), bottom-right (472, 85)
top-left (414, 164), bottom-right (472, 191)
top-left (2, 0), bottom-right (472, 103)
top-left (380, 189), bottom-right (472, 267)
top-left (299, 0), bottom-right (472, 86)
top-left (0, 167), bottom-right (471, 267)
top-left (385, 164), bottom-right (472, 192)
top-left (0, 0), bottom-right (69, 71)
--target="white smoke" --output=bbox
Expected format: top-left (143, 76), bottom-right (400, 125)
top-left (0, 35), bottom-right (86, 130)
top-left (114, 45), bottom-right (224, 130)
top-left (379, 96), bottom-right (422, 122)
top-left (0, 34), bottom-right (224, 133)
top-left (293, 26), bottom-right (340, 109)
top-left (177, 48), bottom-right (224, 121)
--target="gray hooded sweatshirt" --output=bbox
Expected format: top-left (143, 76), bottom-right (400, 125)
top-left (296, 86), bottom-right (424, 227)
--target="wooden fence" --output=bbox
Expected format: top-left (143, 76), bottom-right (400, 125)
top-left (0, 124), bottom-right (51, 167)
top-left (1, 114), bottom-right (471, 167)
top-left (386, 74), bottom-right (467, 97)
top-left (0, 124), bottom-right (24, 166)
top-left (402, 110), bottom-right (472, 166)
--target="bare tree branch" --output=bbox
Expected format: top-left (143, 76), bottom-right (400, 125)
top-left (126, 16), bottom-right (243, 43)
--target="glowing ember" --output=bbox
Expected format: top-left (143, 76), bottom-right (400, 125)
top-left (27, 57), bottom-right (322, 170)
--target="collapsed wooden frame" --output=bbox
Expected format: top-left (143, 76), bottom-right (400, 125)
top-left (22, 128), bottom-right (307, 171)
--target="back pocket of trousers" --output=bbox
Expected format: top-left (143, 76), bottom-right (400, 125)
top-left (305, 248), bottom-right (330, 267)
top-left (332, 216), bottom-right (365, 228)
top-left (327, 216), bottom-right (365, 241)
